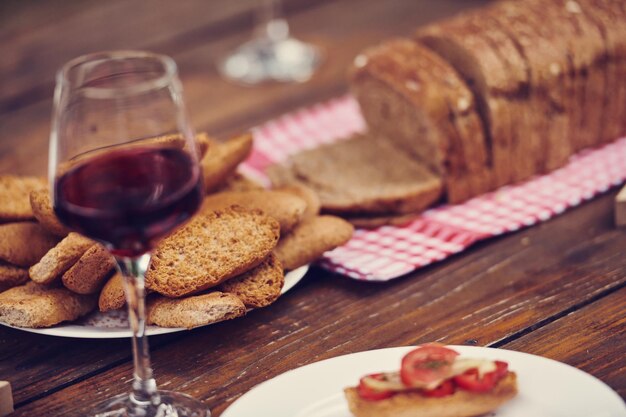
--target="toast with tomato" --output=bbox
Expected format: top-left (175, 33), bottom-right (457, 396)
top-left (344, 344), bottom-right (517, 417)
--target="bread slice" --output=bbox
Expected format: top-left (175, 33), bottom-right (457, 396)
top-left (0, 281), bottom-right (96, 328)
top-left (62, 244), bottom-right (116, 294)
top-left (99, 273), bottom-right (126, 312)
top-left (0, 223), bottom-right (59, 267)
top-left (201, 133), bottom-right (253, 193)
top-left (0, 176), bottom-right (48, 223)
top-left (147, 291), bottom-right (246, 329)
top-left (146, 206), bottom-right (280, 298)
top-left (275, 184), bottom-right (321, 219)
top-left (344, 372), bottom-right (517, 417)
top-left (29, 232), bottom-right (95, 285)
top-left (268, 134), bottom-right (443, 214)
top-left (216, 172), bottom-right (264, 193)
top-left (29, 189), bottom-right (70, 237)
top-left (220, 253), bottom-right (284, 308)
top-left (200, 190), bottom-right (307, 234)
top-left (275, 216), bottom-right (354, 270)
top-left (0, 263), bottom-right (29, 292)
top-left (344, 211), bottom-right (421, 229)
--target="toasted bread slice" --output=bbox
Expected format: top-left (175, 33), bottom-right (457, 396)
top-left (216, 172), bottom-right (265, 193)
top-left (344, 372), bottom-right (517, 417)
top-left (275, 216), bottom-right (353, 270)
top-left (0, 176), bottom-right (48, 223)
top-left (62, 244), bottom-right (116, 294)
top-left (201, 190), bottom-right (306, 234)
top-left (147, 291), bottom-right (246, 329)
top-left (146, 206), bottom-right (280, 298)
top-left (29, 189), bottom-right (71, 237)
top-left (201, 133), bottom-right (253, 192)
top-left (0, 263), bottom-right (29, 292)
top-left (345, 211), bottom-right (421, 229)
top-left (0, 223), bottom-right (59, 267)
top-left (99, 273), bottom-right (126, 312)
top-left (0, 281), bottom-right (96, 328)
top-left (220, 253), bottom-right (284, 308)
top-left (30, 232), bottom-right (95, 285)
top-left (268, 134), bottom-right (443, 215)
top-left (275, 184), bottom-right (321, 219)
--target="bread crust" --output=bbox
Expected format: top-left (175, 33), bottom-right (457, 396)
top-left (345, 372), bottom-right (517, 417)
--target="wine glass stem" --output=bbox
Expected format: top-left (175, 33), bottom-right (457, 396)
top-left (256, 0), bottom-right (289, 41)
top-left (117, 255), bottom-right (161, 413)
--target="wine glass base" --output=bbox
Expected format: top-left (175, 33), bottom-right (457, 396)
top-left (219, 36), bottom-right (321, 85)
top-left (92, 390), bottom-right (210, 417)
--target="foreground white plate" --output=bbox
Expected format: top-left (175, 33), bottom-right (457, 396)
top-left (222, 345), bottom-right (626, 417)
top-left (6, 265), bottom-right (309, 339)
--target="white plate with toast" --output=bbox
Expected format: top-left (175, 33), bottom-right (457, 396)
top-left (3, 265), bottom-right (309, 339)
top-left (221, 345), bottom-right (626, 417)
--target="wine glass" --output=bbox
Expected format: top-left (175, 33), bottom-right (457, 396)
top-left (219, 0), bottom-right (321, 85)
top-left (49, 51), bottom-right (208, 417)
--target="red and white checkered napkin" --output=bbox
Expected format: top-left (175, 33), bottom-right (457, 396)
top-left (241, 95), bottom-right (626, 281)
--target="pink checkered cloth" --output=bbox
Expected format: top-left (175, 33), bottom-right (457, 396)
top-left (240, 95), bottom-right (626, 281)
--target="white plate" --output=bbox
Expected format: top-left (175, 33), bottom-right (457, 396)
top-left (222, 345), bottom-right (626, 417)
top-left (5, 265), bottom-right (309, 339)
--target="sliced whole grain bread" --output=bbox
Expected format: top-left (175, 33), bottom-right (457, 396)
top-left (147, 291), bottom-right (246, 329)
top-left (146, 206), bottom-right (280, 298)
top-left (29, 189), bottom-right (71, 237)
top-left (275, 216), bottom-right (354, 270)
top-left (0, 176), bottom-right (48, 223)
top-left (220, 253), bottom-right (284, 308)
top-left (268, 134), bottom-right (443, 215)
top-left (200, 190), bottom-right (307, 234)
top-left (0, 263), bottom-right (29, 293)
top-left (0, 281), bottom-right (96, 328)
top-left (99, 273), bottom-right (126, 312)
top-left (201, 133), bottom-right (253, 193)
top-left (30, 232), bottom-right (95, 285)
top-left (62, 244), bottom-right (116, 294)
top-left (0, 223), bottom-right (59, 267)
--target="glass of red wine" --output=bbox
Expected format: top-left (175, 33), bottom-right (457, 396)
top-left (50, 51), bottom-right (208, 417)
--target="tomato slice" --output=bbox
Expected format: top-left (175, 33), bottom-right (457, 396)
top-left (493, 360), bottom-right (509, 379)
top-left (421, 379), bottom-right (455, 397)
top-left (400, 344), bottom-right (460, 387)
top-left (357, 373), bottom-right (395, 401)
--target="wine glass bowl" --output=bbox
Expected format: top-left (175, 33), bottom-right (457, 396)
top-left (50, 51), bottom-right (209, 417)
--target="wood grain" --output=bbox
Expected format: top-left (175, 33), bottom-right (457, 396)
top-left (8, 192), bottom-right (625, 415)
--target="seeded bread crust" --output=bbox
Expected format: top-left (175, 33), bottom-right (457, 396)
top-left (0, 223), bottom-right (59, 267)
top-left (0, 176), bottom-right (48, 223)
top-left (220, 253), bottom-right (284, 308)
top-left (201, 133), bottom-right (253, 193)
top-left (147, 291), bottom-right (246, 329)
top-left (29, 232), bottom-right (95, 285)
top-left (200, 190), bottom-right (307, 235)
top-left (0, 281), bottom-right (96, 328)
top-left (29, 189), bottom-right (71, 237)
top-left (275, 216), bottom-right (354, 271)
top-left (61, 244), bottom-right (116, 294)
top-left (344, 372), bottom-right (517, 417)
top-left (146, 206), bottom-right (280, 298)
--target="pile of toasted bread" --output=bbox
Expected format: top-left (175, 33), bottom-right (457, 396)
top-left (0, 133), bottom-right (354, 329)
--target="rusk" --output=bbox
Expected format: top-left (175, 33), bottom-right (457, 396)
top-left (146, 206), bottom-right (279, 297)
top-left (275, 216), bottom-right (353, 270)
top-left (0, 176), bottom-right (47, 223)
top-left (0, 223), bottom-right (58, 267)
top-left (201, 133), bottom-right (253, 192)
top-left (0, 263), bottom-right (29, 292)
top-left (220, 253), bottom-right (284, 308)
top-left (29, 232), bottom-right (95, 285)
top-left (0, 281), bottom-right (96, 328)
top-left (29, 189), bottom-right (70, 237)
top-left (147, 292), bottom-right (246, 329)
top-left (99, 273), bottom-right (126, 312)
top-left (62, 244), bottom-right (116, 294)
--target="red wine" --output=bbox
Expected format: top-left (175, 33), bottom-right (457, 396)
top-left (54, 146), bottom-right (203, 257)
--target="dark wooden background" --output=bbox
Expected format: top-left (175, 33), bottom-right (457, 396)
top-left (0, 0), bottom-right (624, 416)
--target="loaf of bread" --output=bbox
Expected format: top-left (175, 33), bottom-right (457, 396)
top-left (350, 0), bottom-right (626, 204)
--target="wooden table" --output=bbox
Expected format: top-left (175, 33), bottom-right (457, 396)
top-left (1, 1), bottom-right (624, 415)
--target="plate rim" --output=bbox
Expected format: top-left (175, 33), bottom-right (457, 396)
top-left (221, 345), bottom-right (626, 417)
top-left (3, 265), bottom-right (310, 339)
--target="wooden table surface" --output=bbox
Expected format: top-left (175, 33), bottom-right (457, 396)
top-left (1, 0), bottom-right (625, 415)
